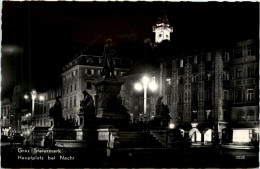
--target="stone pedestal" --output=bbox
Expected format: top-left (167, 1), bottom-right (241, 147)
top-left (49, 127), bottom-right (97, 148)
top-left (96, 125), bottom-right (120, 148)
top-left (94, 76), bottom-right (130, 128)
top-left (152, 115), bottom-right (171, 129)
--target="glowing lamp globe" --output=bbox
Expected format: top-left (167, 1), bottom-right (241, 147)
top-left (134, 82), bottom-right (143, 91)
top-left (149, 82), bottom-right (158, 91)
top-left (169, 123), bottom-right (175, 129)
top-left (24, 95), bottom-right (29, 99)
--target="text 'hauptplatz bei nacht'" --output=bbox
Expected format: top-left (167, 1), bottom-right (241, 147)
top-left (1, 10), bottom-right (259, 168)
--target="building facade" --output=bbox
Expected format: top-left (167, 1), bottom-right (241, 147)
top-left (1, 98), bottom-right (12, 136)
top-left (61, 54), bottom-right (132, 124)
top-left (159, 39), bottom-right (259, 143)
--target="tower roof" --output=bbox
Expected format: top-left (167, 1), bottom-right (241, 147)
top-left (156, 13), bottom-right (170, 25)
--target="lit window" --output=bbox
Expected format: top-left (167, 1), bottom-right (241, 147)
top-left (166, 78), bottom-right (171, 86)
top-left (192, 75), bottom-right (197, 83)
top-left (97, 70), bottom-right (101, 75)
top-left (247, 89), bottom-right (254, 101)
top-left (206, 73), bottom-right (211, 81)
top-left (180, 59), bottom-right (183, 67)
top-left (194, 56), bottom-right (197, 64)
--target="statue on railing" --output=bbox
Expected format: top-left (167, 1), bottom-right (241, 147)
top-left (80, 90), bottom-right (95, 115)
top-left (49, 96), bottom-right (63, 127)
top-left (155, 96), bottom-right (170, 117)
top-left (101, 38), bottom-right (115, 77)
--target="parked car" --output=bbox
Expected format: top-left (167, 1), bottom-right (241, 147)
top-left (10, 133), bottom-right (24, 145)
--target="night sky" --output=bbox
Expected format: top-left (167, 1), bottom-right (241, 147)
top-left (1, 2), bottom-right (259, 99)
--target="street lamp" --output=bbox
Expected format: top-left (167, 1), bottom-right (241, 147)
top-left (24, 89), bottom-right (44, 117)
top-left (134, 75), bottom-right (158, 121)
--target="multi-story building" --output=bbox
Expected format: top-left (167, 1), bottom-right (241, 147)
top-left (10, 85), bottom-right (22, 134)
top-left (61, 54), bottom-right (132, 123)
top-left (31, 87), bottom-right (61, 128)
top-left (159, 39), bottom-right (258, 144)
top-left (1, 98), bottom-right (12, 136)
top-left (230, 39), bottom-right (259, 143)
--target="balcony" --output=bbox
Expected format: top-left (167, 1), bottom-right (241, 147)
top-left (234, 55), bottom-right (255, 64)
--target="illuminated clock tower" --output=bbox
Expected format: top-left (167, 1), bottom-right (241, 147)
top-left (153, 14), bottom-right (173, 43)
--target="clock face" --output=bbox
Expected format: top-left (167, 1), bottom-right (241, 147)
top-left (157, 33), bottom-right (163, 41)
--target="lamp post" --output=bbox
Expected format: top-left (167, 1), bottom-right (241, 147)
top-left (24, 89), bottom-right (44, 126)
top-left (134, 76), bottom-right (158, 121)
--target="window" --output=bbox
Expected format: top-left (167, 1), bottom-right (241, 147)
top-left (224, 90), bottom-right (229, 100)
top-left (247, 45), bottom-right (255, 56)
top-left (70, 97), bottom-right (72, 108)
top-left (166, 95), bottom-right (171, 105)
top-left (237, 111), bottom-right (245, 121)
top-left (129, 98), bottom-right (133, 107)
top-left (151, 96), bottom-right (154, 105)
top-left (180, 59), bottom-right (183, 67)
top-left (206, 53), bottom-right (211, 61)
top-left (247, 89), bottom-right (254, 101)
top-left (86, 82), bottom-right (92, 89)
top-left (66, 99), bottom-right (68, 109)
top-left (194, 56), bottom-right (197, 64)
top-left (185, 92), bottom-right (190, 102)
top-left (247, 66), bottom-right (254, 77)
top-left (74, 96), bottom-right (77, 107)
top-left (223, 72), bottom-right (229, 80)
top-left (206, 73), bottom-right (211, 81)
top-left (179, 93), bottom-right (183, 104)
top-left (97, 70), bottom-right (101, 75)
top-left (70, 85), bottom-right (72, 92)
top-left (67, 87), bottom-right (69, 94)
top-left (74, 83), bottom-right (77, 91)
top-left (73, 70), bottom-right (76, 77)
top-left (139, 97), bottom-right (143, 105)
top-left (236, 68), bottom-right (242, 78)
top-left (134, 106), bottom-right (138, 111)
top-left (224, 52), bottom-right (230, 62)
top-left (166, 78), bottom-right (171, 86)
top-left (179, 77), bottom-right (183, 84)
top-left (247, 110), bottom-right (255, 121)
top-left (198, 90), bottom-right (204, 101)
top-left (236, 89), bottom-right (242, 101)
top-left (192, 75), bottom-right (197, 83)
